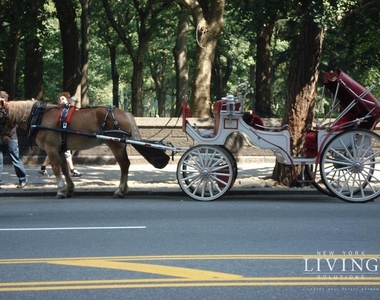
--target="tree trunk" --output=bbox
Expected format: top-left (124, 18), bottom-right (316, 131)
top-left (212, 46), bottom-right (232, 101)
top-left (53, 0), bottom-right (81, 97)
top-left (183, 0), bottom-right (225, 118)
top-left (273, 7), bottom-right (325, 186)
top-left (212, 47), bottom-right (223, 101)
top-left (173, 7), bottom-right (190, 117)
top-left (4, 23), bottom-right (21, 99)
top-left (191, 21), bottom-right (221, 117)
top-left (109, 45), bottom-right (119, 108)
top-left (131, 58), bottom-right (144, 116)
top-left (255, 21), bottom-right (275, 117)
top-left (23, 0), bottom-right (44, 100)
top-left (157, 86), bottom-right (167, 117)
top-left (24, 37), bottom-right (44, 100)
top-left (102, 0), bottom-right (171, 117)
top-left (150, 52), bottom-right (168, 117)
top-left (80, 0), bottom-right (90, 107)
top-left (247, 63), bottom-right (255, 109)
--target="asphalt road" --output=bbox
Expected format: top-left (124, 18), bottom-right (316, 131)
top-left (0, 195), bottom-right (379, 300)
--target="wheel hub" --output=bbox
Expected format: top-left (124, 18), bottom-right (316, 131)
top-left (200, 168), bottom-right (210, 178)
top-left (351, 161), bottom-right (363, 173)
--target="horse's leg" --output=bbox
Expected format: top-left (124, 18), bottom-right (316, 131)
top-left (61, 152), bottom-right (74, 197)
top-left (48, 151), bottom-right (74, 199)
top-left (106, 142), bottom-right (130, 198)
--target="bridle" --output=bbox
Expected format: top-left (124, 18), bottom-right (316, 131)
top-left (0, 100), bottom-right (12, 138)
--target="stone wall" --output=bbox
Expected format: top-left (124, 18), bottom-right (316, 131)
top-left (10, 117), bottom-right (378, 165)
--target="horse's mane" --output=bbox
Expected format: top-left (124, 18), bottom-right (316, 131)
top-left (8, 100), bottom-right (39, 124)
top-left (79, 105), bottom-right (112, 110)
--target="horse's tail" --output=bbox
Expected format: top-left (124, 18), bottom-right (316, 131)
top-left (126, 112), bottom-right (141, 140)
top-left (126, 112), bottom-right (170, 169)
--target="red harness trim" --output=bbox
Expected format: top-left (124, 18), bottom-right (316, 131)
top-left (56, 106), bottom-right (76, 126)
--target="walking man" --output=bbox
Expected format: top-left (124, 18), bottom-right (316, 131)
top-left (0, 91), bottom-right (28, 188)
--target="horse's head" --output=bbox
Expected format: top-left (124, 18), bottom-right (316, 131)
top-left (0, 99), bottom-right (13, 140)
top-left (0, 99), bottom-right (9, 126)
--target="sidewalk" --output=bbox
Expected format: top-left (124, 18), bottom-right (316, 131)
top-left (0, 161), bottom-right (319, 198)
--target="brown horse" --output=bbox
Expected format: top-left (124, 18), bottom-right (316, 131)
top-left (0, 99), bottom-right (169, 199)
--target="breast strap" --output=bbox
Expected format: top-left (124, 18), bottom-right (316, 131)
top-left (57, 104), bottom-right (76, 152)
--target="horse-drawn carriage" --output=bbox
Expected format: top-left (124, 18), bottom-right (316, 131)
top-left (1, 70), bottom-right (380, 202)
top-left (178, 70), bottom-right (380, 202)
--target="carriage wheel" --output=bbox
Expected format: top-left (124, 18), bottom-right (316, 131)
top-left (320, 129), bottom-right (380, 203)
top-left (177, 145), bottom-right (235, 201)
top-left (182, 145), bottom-right (238, 193)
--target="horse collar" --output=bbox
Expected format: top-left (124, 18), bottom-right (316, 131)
top-left (57, 105), bottom-right (76, 128)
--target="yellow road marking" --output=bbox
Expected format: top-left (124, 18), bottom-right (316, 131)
top-left (0, 255), bottom-right (379, 291)
top-left (0, 278), bottom-right (379, 292)
top-left (1, 276), bottom-right (380, 286)
top-left (1, 253), bottom-right (379, 264)
top-left (47, 259), bottom-right (242, 280)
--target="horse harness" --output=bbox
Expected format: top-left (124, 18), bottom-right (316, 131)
top-left (56, 104), bottom-right (76, 152)
top-left (28, 101), bottom-right (47, 138)
top-left (27, 102), bottom-right (131, 152)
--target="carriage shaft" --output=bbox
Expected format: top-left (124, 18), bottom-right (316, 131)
top-left (31, 125), bottom-right (185, 153)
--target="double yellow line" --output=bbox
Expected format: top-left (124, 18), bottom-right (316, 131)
top-left (0, 254), bottom-right (379, 291)
top-left (1, 277), bottom-right (380, 292)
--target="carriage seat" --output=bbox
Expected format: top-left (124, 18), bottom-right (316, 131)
top-left (242, 112), bottom-right (265, 129)
top-left (212, 98), bottom-right (268, 134)
top-left (242, 112), bottom-right (289, 132)
top-left (212, 99), bottom-right (278, 132)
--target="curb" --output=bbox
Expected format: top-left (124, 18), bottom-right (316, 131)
top-left (0, 161), bottom-right (323, 199)
top-left (1, 186), bottom-right (321, 199)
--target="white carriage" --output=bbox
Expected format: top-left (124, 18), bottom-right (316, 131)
top-left (176, 70), bottom-right (380, 203)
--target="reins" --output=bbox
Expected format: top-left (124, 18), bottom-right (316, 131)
top-left (146, 114), bottom-right (182, 141)
top-left (146, 97), bottom-right (187, 141)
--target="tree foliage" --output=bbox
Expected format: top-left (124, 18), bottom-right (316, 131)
top-left (0, 0), bottom-right (379, 115)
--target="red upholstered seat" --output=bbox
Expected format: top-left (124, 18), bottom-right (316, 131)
top-left (304, 130), bottom-right (318, 158)
top-left (242, 112), bottom-right (265, 130)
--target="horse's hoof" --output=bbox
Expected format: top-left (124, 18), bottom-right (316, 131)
top-left (55, 193), bottom-right (67, 199)
top-left (113, 191), bottom-right (125, 198)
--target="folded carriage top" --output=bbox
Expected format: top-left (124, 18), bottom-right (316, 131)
top-left (324, 70), bottom-right (380, 130)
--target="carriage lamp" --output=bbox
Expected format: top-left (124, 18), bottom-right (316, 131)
top-left (226, 94), bottom-right (235, 116)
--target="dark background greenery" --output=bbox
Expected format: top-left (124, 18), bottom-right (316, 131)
top-left (1, 0), bottom-right (379, 117)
